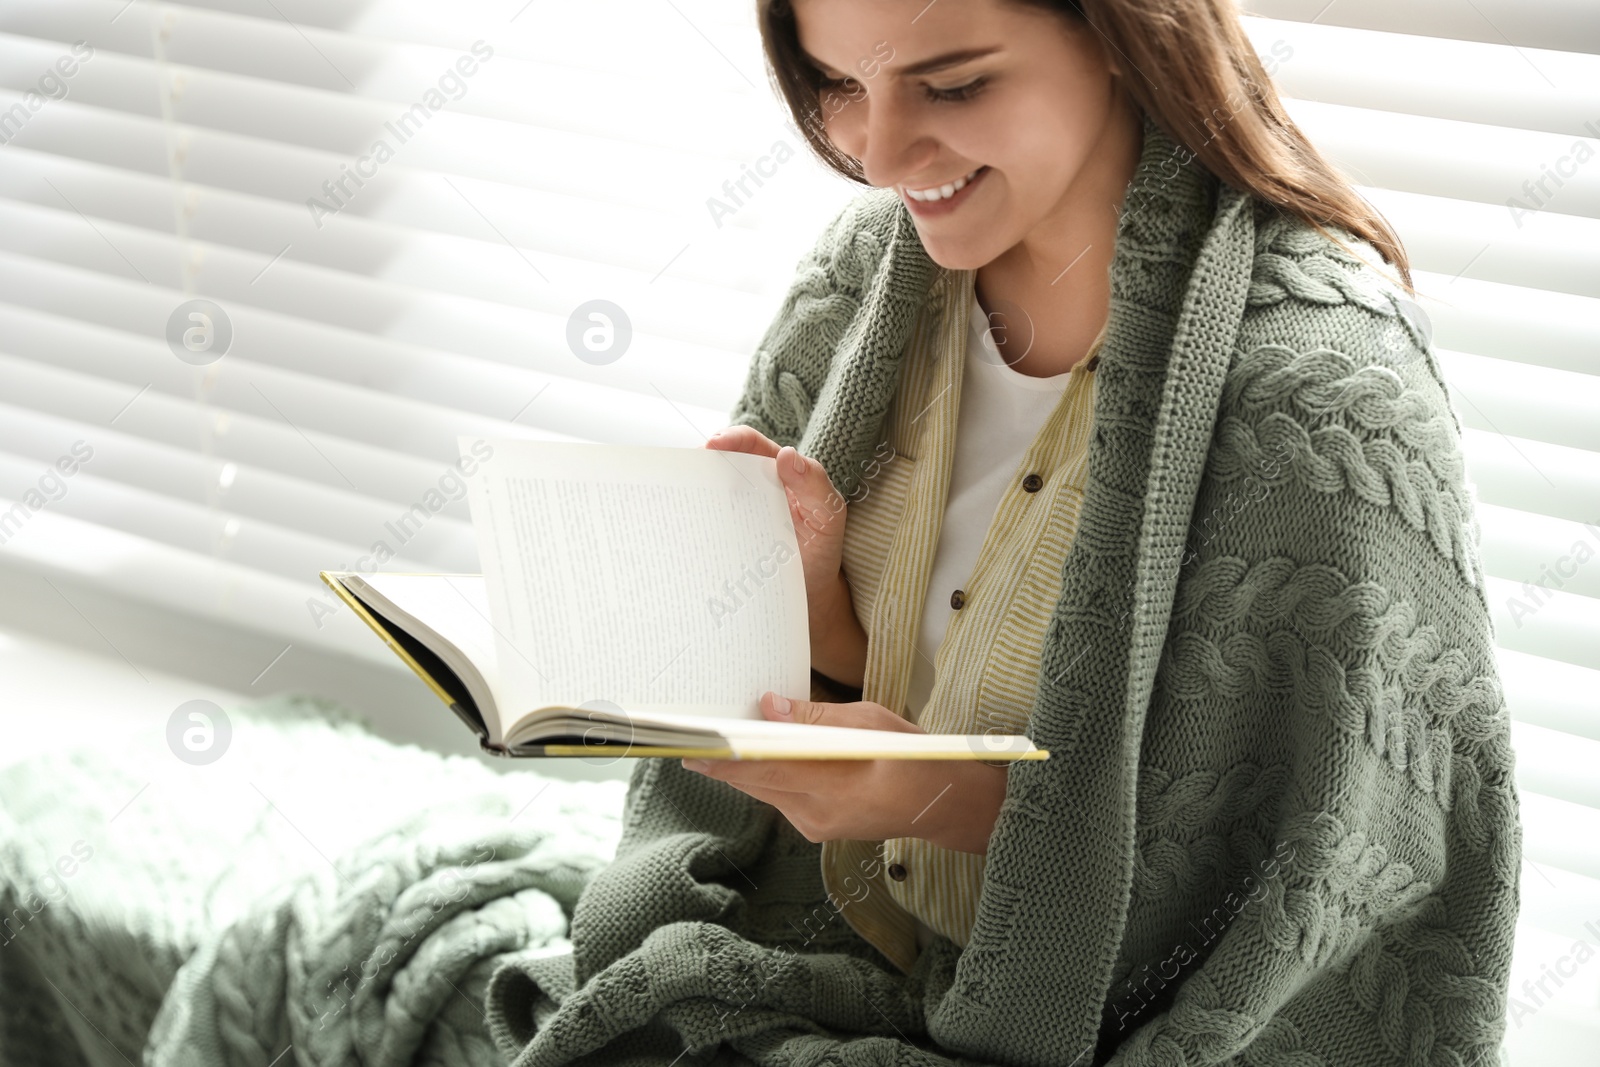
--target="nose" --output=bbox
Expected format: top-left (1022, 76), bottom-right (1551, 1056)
top-left (831, 83), bottom-right (934, 191)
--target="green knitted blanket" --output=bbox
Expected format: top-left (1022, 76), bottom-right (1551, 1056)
top-left (479, 114), bottom-right (1521, 1066)
top-left (0, 694), bottom-right (627, 1067)
top-left (0, 114), bottom-right (1519, 1067)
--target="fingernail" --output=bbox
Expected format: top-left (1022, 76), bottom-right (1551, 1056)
top-left (771, 693), bottom-right (791, 718)
top-left (791, 451), bottom-right (806, 474)
top-left (682, 759), bottom-right (708, 771)
top-left (711, 431), bottom-right (722, 439)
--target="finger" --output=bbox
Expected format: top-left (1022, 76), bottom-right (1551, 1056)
top-left (774, 447), bottom-right (843, 533)
top-left (717, 779), bottom-right (794, 809)
top-left (704, 425), bottom-right (780, 457)
top-left (681, 756), bottom-right (824, 792)
top-left (762, 691), bottom-right (921, 734)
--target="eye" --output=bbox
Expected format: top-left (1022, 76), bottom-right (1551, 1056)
top-left (923, 77), bottom-right (988, 104)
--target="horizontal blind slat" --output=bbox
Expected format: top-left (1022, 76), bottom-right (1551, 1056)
top-left (1477, 504), bottom-right (1600, 603)
top-left (1520, 792), bottom-right (1600, 883)
top-left (1511, 721), bottom-right (1600, 815)
top-left (0, 304), bottom-right (582, 481)
top-left (0, 290), bottom-right (743, 462)
top-left (1360, 186), bottom-right (1600, 301)
top-left (1485, 575), bottom-right (1600, 673)
top-left (1244, 0), bottom-right (1600, 55)
top-left (1242, 16), bottom-right (1600, 137)
top-left (0, 140), bottom-right (785, 295)
top-left (0, 86), bottom-right (801, 224)
top-left (0, 399), bottom-right (479, 567)
top-left (1288, 99), bottom-right (1600, 222)
top-left (0, 447), bottom-right (455, 579)
top-left (0, 153), bottom-right (788, 362)
top-left (1437, 350), bottom-right (1600, 454)
top-left (0, 27), bottom-right (772, 154)
top-left (0, 502), bottom-right (410, 664)
top-left (1461, 427), bottom-right (1600, 527)
top-left (1412, 270), bottom-right (1600, 377)
top-left (0, 0), bottom-right (763, 83)
top-left (0, 221), bottom-right (760, 422)
top-left (1497, 647), bottom-right (1600, 743)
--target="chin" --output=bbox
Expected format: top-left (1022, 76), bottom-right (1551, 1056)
top-left (916, 232), bottom-right (1005, 272)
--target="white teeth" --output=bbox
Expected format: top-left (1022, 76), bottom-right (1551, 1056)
top-left (904, 167), bottom-right (983, 202)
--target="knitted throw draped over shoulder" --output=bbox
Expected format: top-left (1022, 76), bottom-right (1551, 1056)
top-left (482, 113), bottom-right (1521, 1067)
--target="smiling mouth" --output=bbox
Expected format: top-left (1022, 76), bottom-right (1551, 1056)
top-left (901, 165), bottom-right (989, 202)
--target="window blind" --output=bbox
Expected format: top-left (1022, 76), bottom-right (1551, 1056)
top-left (0, 0), bottom-right (1595, 1052)
top-left (0, 0), bottom-right (858, 724)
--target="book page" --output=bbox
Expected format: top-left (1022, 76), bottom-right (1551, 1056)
top-left (512, 706), bottom-right (1044, 760)
top-left (615, 710), bottom-right (1040, 756)
top-left (462, 437), bottom-right (811, 727)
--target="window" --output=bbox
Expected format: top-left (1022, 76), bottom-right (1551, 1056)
top-left (0, 0), bottom-right (851, 764)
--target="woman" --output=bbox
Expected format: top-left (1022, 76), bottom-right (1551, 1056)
top-left (485, 2), bottom-right (1521, 1064)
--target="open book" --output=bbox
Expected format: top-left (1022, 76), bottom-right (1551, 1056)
top-left (320, 438), bottom-right (1047, 762)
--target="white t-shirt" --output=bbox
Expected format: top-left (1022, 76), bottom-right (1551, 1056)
top-left (905, 293), bottom-right (1073, 721)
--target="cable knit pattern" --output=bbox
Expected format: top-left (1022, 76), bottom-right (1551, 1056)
top-left (1206, 411), bottom-right (1476, 583)
top-left (741, 348), bottom-right (816, 436)
top-left (0, 695), bottom-right (627, 1067)
top-left (460, 114), bottom-right (1520, 1067)
top-left (1320, 895), bottom-right (1513, 1067)
top-left (1139, 763), bottom-right (1295, 833)
top-left (729, 191), bottom-right (939, 497)
top-left (1160, 555), bottom-right (1505, 802)
top-left (1131, 764), bottom-right (1286, 900)
top-left (0, 115), bottom-right (1514, 1067)
top-left (1222, 346), bottom-right (1448, 442)
top-left (1243, 213), bottom-right (1393, 315)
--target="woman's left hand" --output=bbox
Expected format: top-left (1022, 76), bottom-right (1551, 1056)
top-left (680, 692), bottom-right (1009, 854)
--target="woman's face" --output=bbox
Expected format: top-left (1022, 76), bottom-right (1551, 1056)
top-left (792, 0), bottom-right (1126, 270)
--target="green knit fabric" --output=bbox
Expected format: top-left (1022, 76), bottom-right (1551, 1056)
top-left (481, 113), bottom-right (1521, 1066)
top-left (0, 694), bottom-right (630, 1067)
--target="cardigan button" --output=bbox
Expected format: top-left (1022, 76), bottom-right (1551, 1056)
top-left (887, 863), bottom-right (907, 881)
top-left (1022, 473), bottom-right (1043, 493)
top-left (950, 589), bottom-right (966, 610)
top-left (1085, 353), bottom-right (1100, 372)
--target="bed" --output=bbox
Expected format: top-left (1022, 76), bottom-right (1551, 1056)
top-left (0, 693), bottom-right (628, 1067)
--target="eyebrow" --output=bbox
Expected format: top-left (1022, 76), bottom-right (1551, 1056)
top-left (803, 45), bottom-right (1001, 78)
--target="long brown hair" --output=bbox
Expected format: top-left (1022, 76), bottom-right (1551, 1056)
top-left (756, 0), bottom-right (1413, 294)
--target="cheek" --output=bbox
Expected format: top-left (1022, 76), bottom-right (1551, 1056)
top-left (821, 99), bottom-right (866, 156)
top-left (1000, 80), bottom-right (1114, 188)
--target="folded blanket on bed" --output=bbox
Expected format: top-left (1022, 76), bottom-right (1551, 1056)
top-left (0, 693), bottom-right (626, 1067)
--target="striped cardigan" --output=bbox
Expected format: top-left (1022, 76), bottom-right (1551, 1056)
top-left (484, 112), bottom-right (1520, 1067)
top-left (824, 267), bottom-right (1101, 972)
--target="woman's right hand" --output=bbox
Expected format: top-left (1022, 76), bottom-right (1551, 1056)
top-left (705, 425), bottom-right (869, 688)
top-left (704, 426), bottom-right (849, 610)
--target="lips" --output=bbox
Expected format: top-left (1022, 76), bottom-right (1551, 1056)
top-left (903, 165), bottom-right (987, 202)
top-left (900, 165), bottom-right (991, 217)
